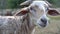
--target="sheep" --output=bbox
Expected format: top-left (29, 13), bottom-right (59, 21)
top-left (15, 0), bottom-right (60, 34)
top-left (0, 0), bottom-right (59, 34)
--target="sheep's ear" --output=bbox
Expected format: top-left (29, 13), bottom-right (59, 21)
top-left (20, 0), bottom-right (33, 6)
top-left (47, 9), bottom-right (60, 16)
top-left (20, 1), bottom-right (31, 6)
top-left (14, 8), bottom-right (29, 16)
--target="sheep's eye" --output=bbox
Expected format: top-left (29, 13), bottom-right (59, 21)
top-left (30, 7), bottom-right (33, 10)
top-left (30, 7), bottom-right (36, 12)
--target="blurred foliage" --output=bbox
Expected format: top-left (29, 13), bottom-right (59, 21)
top-left (0, 0), bottom-right (26, 9)
top-left (47, 0), bottom-right (60, 8)
top-left (6, 0), bottom-right (26, 8)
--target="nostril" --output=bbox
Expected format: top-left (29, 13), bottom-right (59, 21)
top-left (41, 18), bottom-right (47, 24)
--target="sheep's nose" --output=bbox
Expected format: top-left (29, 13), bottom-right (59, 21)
top-left (41, 18), bottom-right (47, 24)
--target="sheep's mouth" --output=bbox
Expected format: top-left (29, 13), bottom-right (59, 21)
top-left (37, 22), bottom-right (47, 28)
top-left (39, 24), bottom-right (47, 27)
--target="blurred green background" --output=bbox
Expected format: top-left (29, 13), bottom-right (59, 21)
top-left (47, 0), bottom-right (60, 8)
top-left (0, 0), bottom-right (26, 9)
top-left (0, 0), bottom-right (60, 9)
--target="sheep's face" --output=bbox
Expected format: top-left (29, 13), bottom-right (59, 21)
top-left (28, 1), bottom-right (50, 28)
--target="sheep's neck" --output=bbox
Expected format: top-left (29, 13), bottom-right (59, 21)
top-left (18, 14), bottom-right (35, 34)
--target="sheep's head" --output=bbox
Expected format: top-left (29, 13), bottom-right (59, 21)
top-left (16, 1), bottom-right (60, 28)
top-left (27, 1), bottom-right (51, 28)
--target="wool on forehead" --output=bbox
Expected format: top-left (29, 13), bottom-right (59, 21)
top-left (30, 1), bottom-right (48, 6)
top-left (29, 1), bottom-right (49, 12)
